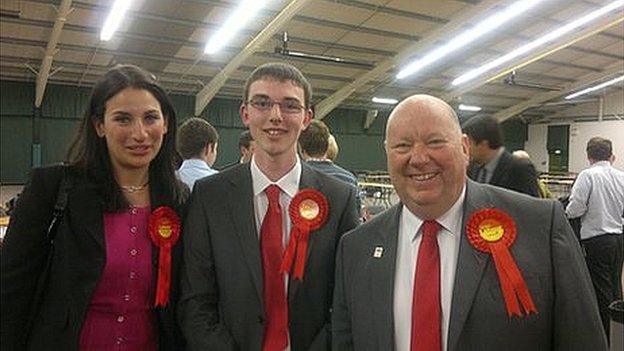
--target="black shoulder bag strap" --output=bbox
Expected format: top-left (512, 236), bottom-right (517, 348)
top-left (24, 166), bottom-right (73, 342)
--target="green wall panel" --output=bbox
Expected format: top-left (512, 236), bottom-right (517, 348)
top-left (0, 81), bottom-right (34, 116)
top-left (1, 80), bottom-right (397, 182)
top-left (1, 116), bottom-right (33, 183)
top-left (40, 118), bottom-right (81, 165)
top-left (332, 133), bottom-right (387, 172)
top-left (41, 84), bottom-right (90, 120)
top-left (501, 119), bottom-right (528, 147)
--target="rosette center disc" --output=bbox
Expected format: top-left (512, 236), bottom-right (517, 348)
top-left (478, 219), bottom-right (504, 242)
top-left (158, 224), bottom-right (172, 238)
top-left (299, 199), bottom-right (320, 220)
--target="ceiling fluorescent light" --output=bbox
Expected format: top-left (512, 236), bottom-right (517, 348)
top-left (565, 75), bottom-right (624, 99)
top-left (452, 0), bottom-right (624, 86)
top-left (396, 0), bottom-right (543, 80)
top-left (372, 97), bottom-right (398, 105)
top-left (204, 0), bottom-right (267, 54)
top-left (458, 104), bottom-right (482, 112)
top-left (100, 0), bottom-right (132, 41)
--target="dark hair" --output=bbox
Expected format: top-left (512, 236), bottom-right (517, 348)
top-left (243, 62), bottom-right (312, 108)
top-left (177, 117), bottom-right (219, 159)
top-left (461, 115), bottom-right (504, 149)
top-left (238, 130), bottom-right (253, 149)
top-left (66, 64), bottom-right (186, 212)
top-left (586, 137), bottom-right (612, 161)
top-left (299, 119), bottom-right (330, 157)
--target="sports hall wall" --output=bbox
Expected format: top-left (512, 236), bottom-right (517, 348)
top-left (525, 90), bottom-right (624, 174)
top-left (0, 80), bottom-right (528, 183)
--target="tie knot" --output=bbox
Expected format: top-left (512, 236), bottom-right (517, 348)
top-left (421, 220), bottom-right (440, 238)
top-left (265, 184), bottom-right (281, 205)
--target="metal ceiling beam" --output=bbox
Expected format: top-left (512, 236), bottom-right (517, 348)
top-left (187, 0), bottom-right (434, 38)
top-left (35, 0), bottom-right (419, 45)
top-left (0, 36), bottom-right (358, 85)
top-left (32, 0), bottom-right (622, 52)
top-left (194, 0), bottom-right (310, 116)
top-left (4, 7), bottom-right (609, 74)
top-left (292, 15), bottom-right (420, 41)
top-left (190, 0), bottom-right (449, 24)
top-left (34, 0), bottom-right (72, 107)
top-left (490, 61), bottom-right (623, 122)
top-left (445, 14), bottom-right (624, 100)
top-left (313, 0), bottom-right (502, 119)
top-left (328, 0), bottom-right (448, 24)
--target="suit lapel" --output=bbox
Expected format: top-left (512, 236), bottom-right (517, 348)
top-left (287, 164), bottom-right (323, 301)
top-left (370, 204), bottom-right (401, 349)
top-left (228, 164), bottom-right (264, 303)
top-left (67, 181), bottom-right (105, 250)
top-left (447, 180), bottom-right (492, 351)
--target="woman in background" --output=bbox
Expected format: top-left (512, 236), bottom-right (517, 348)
top-left (1, 64), bottom-right (188, 350)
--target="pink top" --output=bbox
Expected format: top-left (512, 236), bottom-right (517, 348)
top-left (79, 206), bottom-right (157, 351)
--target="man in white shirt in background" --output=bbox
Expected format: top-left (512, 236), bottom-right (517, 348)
top-left (566, 136), bottom-right (624, 340)
top-left (176, 117), bottom-right (219, 190)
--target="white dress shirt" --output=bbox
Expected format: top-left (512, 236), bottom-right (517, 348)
top-left (177, 159), bottom-right (218, 190)
top-left (393, 186), bottom-right (465, 351)
top-left (566, 160), bottom-right (624, 240)
top-left (250, 156), bottom-right (301, 244)
top-left (250, 156), bottom-right (302, 351)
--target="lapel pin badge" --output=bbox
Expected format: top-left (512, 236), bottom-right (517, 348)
top-left (373, 246), bottom-right (384, 258)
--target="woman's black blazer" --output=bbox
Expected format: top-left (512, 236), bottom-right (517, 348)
top-left (1, 165), bottom-right (187, 350)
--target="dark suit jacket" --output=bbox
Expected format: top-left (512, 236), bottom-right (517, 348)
top-left (332, 180), bottom-right (607, 351)
top-left (0, 165), bottom-right (187, 351)
top-left (469, 150), bottom-right (540, 197)
top-left (178, 162), bottom-right (360, 351)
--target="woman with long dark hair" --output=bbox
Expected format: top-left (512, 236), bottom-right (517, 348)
top-left (1, 64), bottom-right (188, 350)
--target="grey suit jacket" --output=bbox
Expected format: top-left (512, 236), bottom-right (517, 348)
top-left (179, 162), bottom-right (360, 351)
top-left (332, 180), bottom-right (607, 351)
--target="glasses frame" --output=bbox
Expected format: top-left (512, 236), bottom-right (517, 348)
top-left (246, 97), bottom-right (307, 115)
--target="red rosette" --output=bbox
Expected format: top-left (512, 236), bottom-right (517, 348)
top-left (466, 208), bottom-right (537, 317)
top-left (280, 189), bottom-right (329, 280)
top-left (148, 206), bottom-right (181, 307)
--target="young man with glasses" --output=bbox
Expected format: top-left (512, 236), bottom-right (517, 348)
top-left (179, 62), bottom-right (360, 351)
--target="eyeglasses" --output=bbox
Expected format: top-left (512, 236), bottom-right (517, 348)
top-left (247, 97), bottom-right (306, 114)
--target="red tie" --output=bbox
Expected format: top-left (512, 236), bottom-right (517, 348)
top-left (260, 185), bottom-right (289, 351)
top-left (411, 220), bottom-right (442, 351)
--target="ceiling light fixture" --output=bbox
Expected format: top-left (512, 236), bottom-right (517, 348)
top-left (100, 0), bottom-right (132, 41)
top-left (565, 75), bottom-right (624, 99)
top-left (452, 0), bottom-right (624, 86)
top-left (396, 0), bottom-right (544, 80)
top-left (204, 0), bottom-right (267, 54)
top-left (458, 104), bottom-right (482, 112)
top-left (372, 97), bottom-right (399, 105)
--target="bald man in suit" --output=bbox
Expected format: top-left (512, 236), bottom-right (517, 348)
top-left (332, 95), bottom-right (606, 351)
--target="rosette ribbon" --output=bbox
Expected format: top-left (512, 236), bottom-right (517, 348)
top-left (148, 206), bottom-right (181, 307)
top-left (280, 189), bottom-right (329, 280)
top-left (466, 208), bottom-right (537, 317)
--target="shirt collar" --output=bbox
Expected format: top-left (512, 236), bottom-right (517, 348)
top-left (401, 184), bottom-right (467, 241)
top-left (250, 155), bottom-right (301, 198)
top-left (591, 160), bottom-right (611, 168)
top-left (484, 147), bottom-right (504, 173)
top-left (181, 158), bottom-right (211, 170)
top-left (306, 157), bottom-right (332, 163)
